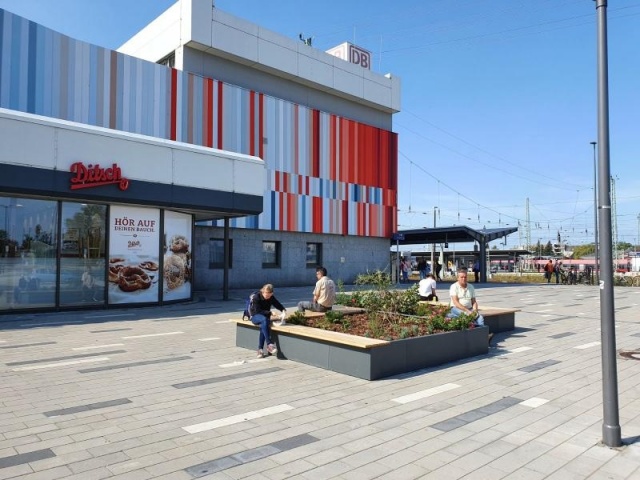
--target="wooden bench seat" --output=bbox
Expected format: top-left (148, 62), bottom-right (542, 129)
top-left (233, 318), bottom-right (388, 349)
top-left (233, 305), bottom-right (384, 350)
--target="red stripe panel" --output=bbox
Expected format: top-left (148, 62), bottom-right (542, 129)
top-left (342, 201), bottom-right (348, 235)
top-left (204, 78), bottom-right (213, 147)
top-left (313, 197), bottom-right (322, 233)
top-left (312, 109), bottom-right (320, 177)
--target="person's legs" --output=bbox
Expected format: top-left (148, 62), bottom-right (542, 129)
top-left (251, 314), bottom-right (268, 351)
top-left (474, 314), bottom-right (485, 327)
top-left (297, 300), bottom-right (312, 312)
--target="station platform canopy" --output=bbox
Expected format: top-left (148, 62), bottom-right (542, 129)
top-left (391, 225), bottom-right (519, 246)
top-left (390, 225), bottom-right (519, 283)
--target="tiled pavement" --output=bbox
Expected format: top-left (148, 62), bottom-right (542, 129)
top-left (1, 283), bottom-right (640, 479)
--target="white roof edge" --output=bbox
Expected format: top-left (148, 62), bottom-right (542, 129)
top-left (0, 108), bottom-right (264, 165)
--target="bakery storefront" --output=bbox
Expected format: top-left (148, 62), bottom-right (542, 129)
top-left (0, 109), bottom-right (264, 314)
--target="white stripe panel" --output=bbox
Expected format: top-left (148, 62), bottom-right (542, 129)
top-left (72, 343), bottom-right (125, 351)
top-left (574, 342), bottom-right (600, 350)
top-left (391, 383), bottom-right (461, 405)
top-left (12, 357), bottom-right (110, 371)
top-left (183, 404), bottom-right (294, 434)
top-left (122, 332), bottom-right (183, 339)
top-left (520, 398), bottom-right (549, 408)
top-left (198, 338), bottom-right (221, 342)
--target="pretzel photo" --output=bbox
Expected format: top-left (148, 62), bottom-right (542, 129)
top-left (117, 266), bottom-right (152, 292)
top-left (164, 255), bottom-right (185, 290)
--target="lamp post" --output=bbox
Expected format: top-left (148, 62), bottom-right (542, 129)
top-left (431, 207), bottom-right (438, 271)
top-left (595, 0), bottom-right (621, 448)
top-left (591, 141), bottom-right (598, 283)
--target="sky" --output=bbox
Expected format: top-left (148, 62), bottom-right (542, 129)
top-left (1, 0), bottom-right (639, 251)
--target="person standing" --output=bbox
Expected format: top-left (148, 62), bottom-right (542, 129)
top-left (248, 284), bottom-right (286, 358)
top-left (472, 259), bottom-right (481, 284)
top-left (297, 266), bottom-right (336, 313)
top-left (435, 260), bottom-right (443, 281)
top-left (417, 257), bottom-right (427, 280)
top-left (544, 259), bottom-right (554, 283)
top-left (448, 268), bottom-right (484, 327)
top-left (554, 260), bottom-right (561, 284)
top-left (418, 273), bottom-right (438, 301)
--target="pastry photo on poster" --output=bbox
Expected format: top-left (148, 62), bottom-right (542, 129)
top-left (108, 206), bottom-right (160, 304)
top-left (163, 211), bottom-right (192, 301)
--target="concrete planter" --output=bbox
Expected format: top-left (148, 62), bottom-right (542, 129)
top-left (235, 323), bottom-right (489, 380)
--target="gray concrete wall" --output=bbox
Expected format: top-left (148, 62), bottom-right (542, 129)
top-left (193, 226), bottom-right (391, 291)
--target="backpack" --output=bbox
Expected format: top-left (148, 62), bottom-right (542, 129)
top-left (242, 291), bottom-right (258, 320)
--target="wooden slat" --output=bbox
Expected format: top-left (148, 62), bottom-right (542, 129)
top-left (232, 319), bottom-right (388, 349)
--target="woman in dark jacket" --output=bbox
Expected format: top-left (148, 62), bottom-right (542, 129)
top-left (249, 284), bottom-right (286, 358)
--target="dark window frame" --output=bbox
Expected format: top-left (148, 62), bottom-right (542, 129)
top-left (209, 238), bottom-right (232, 269)
top-left (262, 240), bottom-right (281, 268)
top-left (306, 242), bottom-right (322, 267)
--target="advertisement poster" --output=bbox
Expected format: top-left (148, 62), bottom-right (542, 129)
top-left (108, 206), bottom-right (160, 304)
top-left (163, 211), bottom-right (192, 301)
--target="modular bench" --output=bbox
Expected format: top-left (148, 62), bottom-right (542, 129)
top-left (233, 307), bottom-right (489, 380)
top-left (418, 301), bottom-right (519, 334)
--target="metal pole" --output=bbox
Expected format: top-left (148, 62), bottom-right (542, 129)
top-left (591, 141), bottom-right (599, 284)
top-left (431, 207), bottom-right (437, 271)
top-left (595, 0), bottom-right (621, 448)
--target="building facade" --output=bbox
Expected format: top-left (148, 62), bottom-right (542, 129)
top-left (0, 0), bottom-right (399, 313)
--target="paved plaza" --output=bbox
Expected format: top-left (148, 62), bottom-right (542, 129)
top-left (1, 283), bottom-right (640, 479)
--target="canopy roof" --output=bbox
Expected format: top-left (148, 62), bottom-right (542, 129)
top-left (392, 226), bottom-right (519, 245)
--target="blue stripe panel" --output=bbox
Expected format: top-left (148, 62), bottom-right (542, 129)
top-left (26, 20), bottom-right (36, 113)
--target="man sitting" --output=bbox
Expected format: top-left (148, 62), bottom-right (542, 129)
top-left (448, 267), bottom-right (484, 327)
top-left (418, 273), bottom-right (438, 301)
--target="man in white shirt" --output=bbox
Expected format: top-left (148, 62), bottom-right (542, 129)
top-left (418, 273), bottom-right (438, 301)
top-left (297, 266), bottom-right (336, 313)
top-left (449, 267), bottom-right (484, 327)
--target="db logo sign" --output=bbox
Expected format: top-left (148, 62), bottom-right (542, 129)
top-left (349, 45), bottom-right (371, 70)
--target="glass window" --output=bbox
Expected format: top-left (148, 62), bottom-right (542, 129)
top-left (164, 211), bottom-right (193, 302)
top-left (0, 197), bottom-right (58, 310)
top-left (209, 238), bottom-right (232, 268)
top-left (262, 241), bottom-right (280, 268)
top-left (306, 243), bottom-right (322, 267)
top-left (59, 202), bottom-right (107, 307)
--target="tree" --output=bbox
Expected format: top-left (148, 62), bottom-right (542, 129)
top-left (544, 241), bottom-right (553, 256)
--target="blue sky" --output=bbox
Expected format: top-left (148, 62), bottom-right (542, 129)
top-left (1, 0), bottom-right (639, 250)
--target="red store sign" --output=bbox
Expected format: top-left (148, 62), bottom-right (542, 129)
top-left (69, 162), bottom-right (130, 191)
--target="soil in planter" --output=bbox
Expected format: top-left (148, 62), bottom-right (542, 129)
top-left (299, 313), bottom-right (476, 341)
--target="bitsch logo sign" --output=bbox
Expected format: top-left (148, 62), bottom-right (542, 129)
top-left (69, 162), bottom-right (130, 191)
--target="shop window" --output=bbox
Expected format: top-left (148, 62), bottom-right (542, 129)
top-left (306, 243), bottom-right (322, 267)
top-left (0, 197), bottom-right (58, 310)
top-left (209, 238), bottom-right (232, 268)
top-left (262, 241), bottom-right (280, 268)
top-left (59, 202), bottom-right (107, 307)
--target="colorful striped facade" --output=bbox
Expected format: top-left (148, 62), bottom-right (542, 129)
top-left (0, 9), bottom-right (398, 238)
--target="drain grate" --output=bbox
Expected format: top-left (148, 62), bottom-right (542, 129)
top-left (619, 350), bottom-right (640, 361)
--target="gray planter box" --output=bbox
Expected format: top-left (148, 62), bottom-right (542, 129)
top-left (235, 322), bottom-right (489, 380)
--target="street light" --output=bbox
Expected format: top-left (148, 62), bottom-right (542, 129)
top-left (431, 206), bottom-right (438, 271)
top-left (591, 141), bottom-right (598, 283)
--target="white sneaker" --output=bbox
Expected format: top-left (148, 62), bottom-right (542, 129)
top-left (267, 343), bottom-right (278, 355)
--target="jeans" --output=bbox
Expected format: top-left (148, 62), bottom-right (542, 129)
top-left (448, 306), bottom-right (484, 326)
top-left (297, 301), bottom-right (331, 312)
top-left (250, 313), bottom-right (272, 349)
